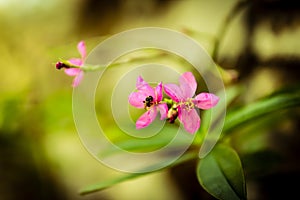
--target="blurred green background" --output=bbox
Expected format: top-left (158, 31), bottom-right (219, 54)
top-left (0, 0), bottom-right (300, 199)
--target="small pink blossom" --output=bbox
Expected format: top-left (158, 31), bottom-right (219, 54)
top-left (128, 76), bottom-right (168, 129)
top-left (56, 41), bottom-right (86, 87)
top-left (164, 72), bottom-right (219, 134)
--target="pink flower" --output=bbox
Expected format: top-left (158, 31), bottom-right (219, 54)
top-left (164, 72), bottom-right (219, 134)
top-left (128, 76), bottom-right (168, 129)
top-left (56, 41), bottom-right (86, 87)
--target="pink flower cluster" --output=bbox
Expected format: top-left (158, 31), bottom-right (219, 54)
top-left (128, 72), bottom-right (219, 134)
top-left (55, 42), bottom-right (219, 134)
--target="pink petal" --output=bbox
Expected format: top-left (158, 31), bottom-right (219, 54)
top-left (194, 93), bottom-right (219, 110)
top-left (164, 83), bottom-right (183, 102)
top-left (156, 103), bottom-right (168, 120)
top-left (136, 76), bottom-right (155, 97)
top-left (128, 91), bottom-right (148, 108)
top-left (68, 58), bottom-right (83, 66)
top-left (77, 41), bottom-right (86, 59)
top-left (179, 72), bottom-right (197, 98)
top-left (72, 71), bottom-right (84, 87)
top-left (64, 68), bottom-right (81, 76)
top-left (178, 107), bottom-right (200, 134)
top-left (155, 82), bottom-right (163, 102)
top-left (136, 108), bottom-right (157, 129)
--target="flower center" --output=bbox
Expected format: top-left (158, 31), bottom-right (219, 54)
top-left (143, 96), bottom-right (154, 110)
top-left (182, 98), bottom-right (194, 111)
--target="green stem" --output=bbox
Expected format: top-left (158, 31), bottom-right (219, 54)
top-left (162, 98), bottom-right (174, 106)
top-left (81, 64), bottom-right (106, 72)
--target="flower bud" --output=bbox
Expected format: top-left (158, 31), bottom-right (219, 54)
top-left (55, 61), bottom-right (70, 70)
top-left (167, 104), bottom-right (178, 123)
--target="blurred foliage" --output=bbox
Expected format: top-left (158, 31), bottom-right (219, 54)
top-left (0, 0), bottom-right (300, 200)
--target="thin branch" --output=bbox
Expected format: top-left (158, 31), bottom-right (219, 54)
top-left (212, 0), bottom-right (250, 62)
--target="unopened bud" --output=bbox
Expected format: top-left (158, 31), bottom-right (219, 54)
top-left (167, 105), bottom-right (178, 124)
top-left (55, 62), bottom-right (70, 70)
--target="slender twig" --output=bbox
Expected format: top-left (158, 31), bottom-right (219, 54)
top-left (212, 0), bottom-right (250, 61)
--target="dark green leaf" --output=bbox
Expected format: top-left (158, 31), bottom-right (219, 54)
top-left (224, 88), bottom-right (300, 134)
top-left (197, 144), bottom-right (246, 200)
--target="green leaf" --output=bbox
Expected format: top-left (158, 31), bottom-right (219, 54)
top-left (224, 88), bottom-right (300, 134)
top-left (197, 144), bottom-right (246, 200)
top-left (98, 125), bottom-right (193, 156)
top-left (80, 151), bottom-right (197, 195)
top-left (202, 85), bottom-right (242, 130)
top-left (196, 85), bottom-right (243, 144)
